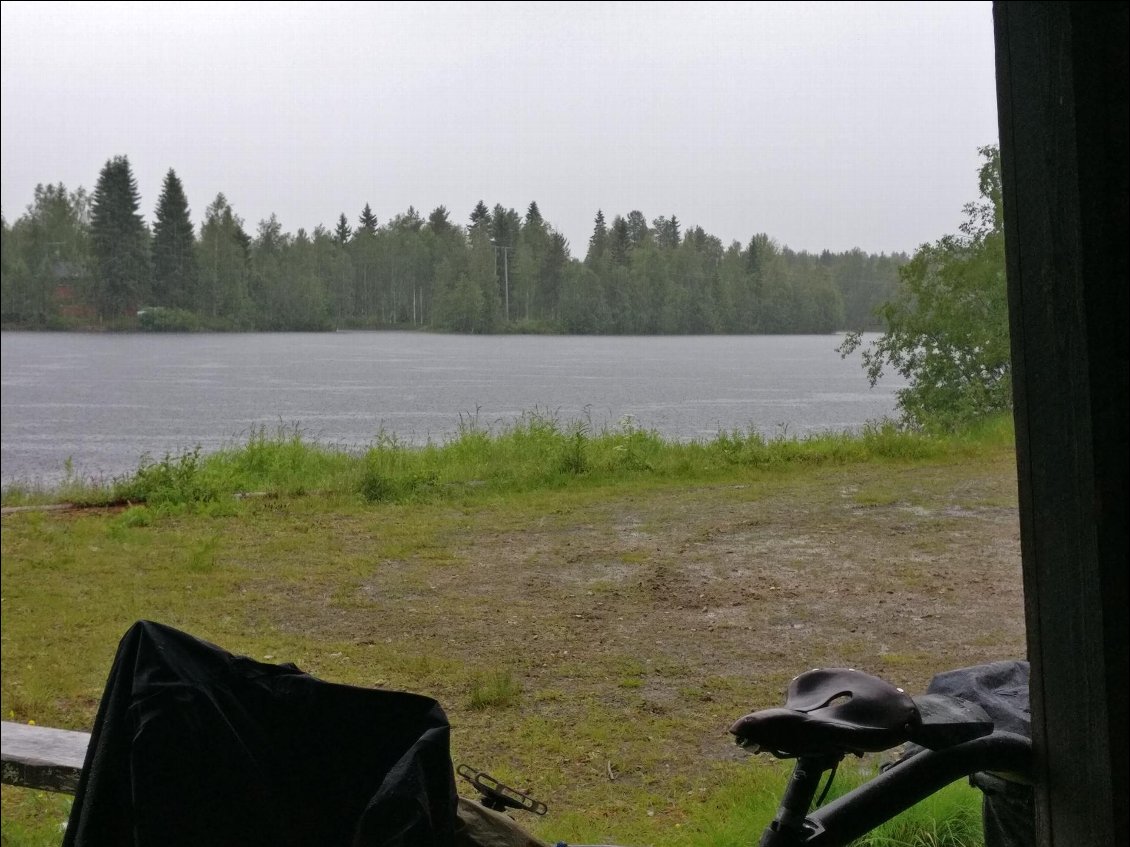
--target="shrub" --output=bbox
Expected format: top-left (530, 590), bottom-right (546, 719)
top-left (115, 447), bottom-right (223, 506)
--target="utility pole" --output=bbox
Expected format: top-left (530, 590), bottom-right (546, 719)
top-left (491, 241), bottom-right (513, 322)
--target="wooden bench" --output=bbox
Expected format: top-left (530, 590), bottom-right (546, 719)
top-left (1, 721), bottom-right (89, 793)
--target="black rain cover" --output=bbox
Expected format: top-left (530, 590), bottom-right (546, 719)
top-left (62, 620), bottom-right (458, 847)
top-left (924, 660), bottom-right (1033, 847)
top-left (923, 660), bottom-right (1030, 739)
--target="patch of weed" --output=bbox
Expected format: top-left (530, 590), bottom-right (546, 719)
top-left (467, 670), bottom-right (522, 710)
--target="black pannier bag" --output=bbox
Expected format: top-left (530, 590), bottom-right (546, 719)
top-left (922, 660), bottom-right (1034, 847)
top-left (63, 620), bottom-right (458, 847)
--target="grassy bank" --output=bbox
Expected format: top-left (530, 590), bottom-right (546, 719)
top-left (1, 417), bottom-right (1024, 845)
top-left (1, 411), bottom-right (1017, 510)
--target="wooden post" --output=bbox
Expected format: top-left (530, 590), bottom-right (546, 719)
top-left (992, 3), bottom-right (1129, 844)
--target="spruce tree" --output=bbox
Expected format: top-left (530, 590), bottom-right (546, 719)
top-left (469, 200), bottom-right (491, 230)
top-left (358, 203), bottom-right (378, 235)
top-left (334, 213), bottom-right (352, 246)
top-left (427, 205), bottom-right (452, 234)
top-left (490, 204), bottom-right (519, 246)
top-left (626, 210), bottom-right (650, 247)
top-left (586, 210), bottom-right (607, 264)
top-left (608, 215), bottom-right (631, 265)
top-left (652, 215), bottom-right (683, 249)
top-left (90, 155), bottom-right (150, 318)
top-left (151, 168), bottom-right (198, 310)
top-left (525, 201), bottom-right (543, 226)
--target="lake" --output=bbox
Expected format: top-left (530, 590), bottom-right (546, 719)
top-left (0, 332), bottom-right (901, 486)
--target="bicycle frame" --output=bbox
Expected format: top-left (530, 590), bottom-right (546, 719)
top-left (761, 731), bottom-right (1032, 846)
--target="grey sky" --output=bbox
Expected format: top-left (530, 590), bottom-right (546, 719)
top-left (1, 1), bottom-right (998, 257)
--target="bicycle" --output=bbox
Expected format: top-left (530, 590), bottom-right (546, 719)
top-left (461, 664), bottom-right (1033, 847)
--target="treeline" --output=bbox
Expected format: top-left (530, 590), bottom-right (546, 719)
top-left (0, 155), bottom-right (904, 333)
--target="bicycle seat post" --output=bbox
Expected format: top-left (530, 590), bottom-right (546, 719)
top-left (760, 754), bottom-right (839, 847)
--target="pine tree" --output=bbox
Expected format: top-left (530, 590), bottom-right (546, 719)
top-left (334, 213), bottom-right (352, 246)
top-left (90, 155), bottom-right (150, 318)
top-left (358, 203), bottom-right (378, 235)
top-left (151, 168), bottom-right (198, 310)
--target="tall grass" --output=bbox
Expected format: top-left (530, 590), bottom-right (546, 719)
top-left (683, 760), bottom-right (984, 847)
top-left (1, 412), bottom-right (1015, 509)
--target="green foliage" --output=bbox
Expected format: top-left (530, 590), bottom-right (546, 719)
top-left (137, 306), bottom-right (201, 331)
top-left (114, 446), bottom-right (225, 507)
top-left (601, 418), bottom-right (662, 472)
top-left (0, 183), bottom-right (92, 326)
top-left (116, 506), bottom-right (153, 528)
top-left (333, 213), bottom-right (352, 246)
top-left (357, 202), bottom-right (378, 235)
top-left (559, 263), bottom-right (610, 333)
top-left (248, 215), bottom-right (333, 331)
top-left (2, 411), bottom-right (1015, 509)
top-left (840, 147), bottom-right (1009, 431)
top-left (90, 155), bottom-right (150, 318)
top-left (0, 791), bottom-right (72, 847)
top-left (357, 460), bottom-right (438, 503)
top-left (705, 419), bottom-right (969, 470)
top-left (852, 775), bottom-right (984, 847)
top-left (467, 670), bottom-right (522, 710)
top-left (468, 200), bottom-right (491, 229)
top-left (558, 427), bottom-right (590, 475)
top-left (685, 762), bottom-right (983, 847)
top-left (196, 193), bottom-right (251, 322)
top-left (151, 169), bottom-right (199, 310)
top-left (219, 424), bottom-right (354, 495)
top-left (3, 156), bottom-right (906, 333)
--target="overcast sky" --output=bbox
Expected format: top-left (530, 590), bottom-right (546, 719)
top-left (1, 1), bottom-right (998, 257)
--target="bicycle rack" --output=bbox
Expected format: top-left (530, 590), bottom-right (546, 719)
top-left (457, 763), bottom-right (548, 816)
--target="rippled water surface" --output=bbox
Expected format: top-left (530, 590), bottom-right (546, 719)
top-left (1, 332), bottom-right (901, 485)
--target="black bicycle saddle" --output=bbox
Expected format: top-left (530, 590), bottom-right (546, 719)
top-left (729, 668), bottom-right (921, 758)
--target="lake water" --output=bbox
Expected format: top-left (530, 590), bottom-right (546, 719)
top-left (0, 332), bottom-right (901, 486)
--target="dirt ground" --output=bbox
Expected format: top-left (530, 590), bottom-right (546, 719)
top-left (304, 454), bottom-right (1026, 688)
top-left (236, 453), bottom-right (1026, 821)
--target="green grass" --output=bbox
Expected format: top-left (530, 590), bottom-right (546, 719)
top-left (1, 414), bottom-right (1019, 846)
top-left (682, 762), bottom-right (983, 847)
top-left (0, 792), bottom-right (71, 847)
top-left (0, 766), bottom-right (984, 847)
top-left (468, 669), bottom-right (523, 710)
top-left (1, 412), bottom-right (1015, 510)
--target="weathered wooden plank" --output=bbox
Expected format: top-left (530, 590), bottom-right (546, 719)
top-left (1, 721), bottom-right (89, 793)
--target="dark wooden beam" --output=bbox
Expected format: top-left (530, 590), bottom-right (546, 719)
top-left (992, 2), bottom-right (1129, 845)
